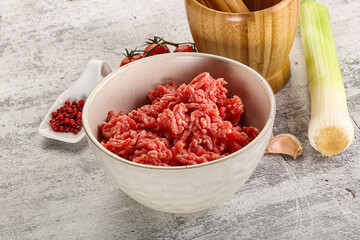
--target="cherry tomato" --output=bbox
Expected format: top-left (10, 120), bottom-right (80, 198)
top-left (174, 45), bottom-right (195, 52)
top-left (144, 43), bottom-right (169, 57)
top-left (120, 54), bottom-right (143, 66)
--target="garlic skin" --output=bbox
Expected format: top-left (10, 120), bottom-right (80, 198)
top-left (265, 134), bottom-right (303, 159)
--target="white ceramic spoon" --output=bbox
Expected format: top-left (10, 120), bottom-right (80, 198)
top-left (39, 59), bottom-right (112, 143)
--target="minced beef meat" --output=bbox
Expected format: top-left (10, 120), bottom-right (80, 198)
top-left (99, 72), bottom-right (259, 166)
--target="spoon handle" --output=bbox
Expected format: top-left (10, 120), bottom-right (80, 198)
top-left (70, 60), bottom-right (112, 98)
top-left (197, 0), bottom-right (249, 13)
top-left (223, 0), bottom-right (249, 12)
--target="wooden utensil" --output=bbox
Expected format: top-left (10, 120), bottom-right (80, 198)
top-left (186, 0), bottom-right (300, 93)
top-left (242, 0), bottom-right (281, 11)
top-left (197, 0), bottom-right (250, 13)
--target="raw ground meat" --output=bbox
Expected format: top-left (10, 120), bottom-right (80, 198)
top-left (99, 72), bottom-right (260, 166)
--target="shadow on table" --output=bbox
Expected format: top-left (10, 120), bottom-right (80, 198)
top-left (39, 137), bottom-right (88, 155)
top-left (97, 190), bottom-right (234, 239)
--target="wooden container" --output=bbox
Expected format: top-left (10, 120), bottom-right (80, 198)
top-left (185, 0), bottom-right (300, 93)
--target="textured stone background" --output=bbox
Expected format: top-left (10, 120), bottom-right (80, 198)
top-left (0, 0), bottom-right (359, 239)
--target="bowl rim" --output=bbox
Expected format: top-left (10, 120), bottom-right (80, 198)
top-left (83, 52), bottom-right (276, 170)
top-left (187, 0), bottom-right (293, 15)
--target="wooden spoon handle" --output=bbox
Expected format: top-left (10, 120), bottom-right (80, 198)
top-left (223, 0), bottom-right (249, 12)
top-left (197, 0), bottom-right (207, 6)
top-left (198, 0), bottom-right (219, 11)
top-left (197, 0), bottom-right (249, 13)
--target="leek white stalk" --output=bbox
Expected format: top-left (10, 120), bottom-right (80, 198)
top-left (299, 0), bottom-right (354, 157)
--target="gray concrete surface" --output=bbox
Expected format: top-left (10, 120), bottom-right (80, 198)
top-left (1, 0), bottom-right (360, 239)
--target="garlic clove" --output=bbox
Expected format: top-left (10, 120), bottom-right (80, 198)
top-left (265, 133), bottom-right (303, 159)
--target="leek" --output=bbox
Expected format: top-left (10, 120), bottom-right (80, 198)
top-left (299, 0), bottom-right (354, 157)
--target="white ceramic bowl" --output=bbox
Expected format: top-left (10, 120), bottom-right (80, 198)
top-left (83, 53), bottom-right (275, 213)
